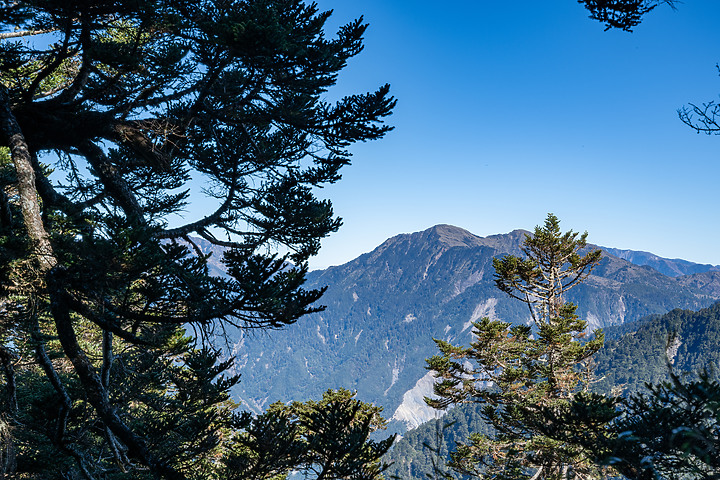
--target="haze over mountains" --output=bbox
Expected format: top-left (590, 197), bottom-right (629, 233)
top-left (221, 224), bottom-right (720, 432)
top-left (602, 247), bottom-right (720, 278)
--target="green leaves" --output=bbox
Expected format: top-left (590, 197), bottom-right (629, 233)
top-left (493, 213), bottom-right (602, 325)
top-left (560, 369), bottom-right (720, 479)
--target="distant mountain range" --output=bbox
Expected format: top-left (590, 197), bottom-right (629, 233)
top-left (222, 224), bottom-right (720, 432)
top-left (602, 247), bottom-right (720, 278)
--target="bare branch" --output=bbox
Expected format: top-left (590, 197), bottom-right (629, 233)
top-left (156, 157), bottom-right (240, 239)
top-left (77, 141), bottom-right (145, 223)
top-left (30, 310), bottom-right (71, 443)
top-left (0, 28), bottom-right (58, 40)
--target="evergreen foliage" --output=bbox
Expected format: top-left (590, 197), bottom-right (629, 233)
top-left (577, 0), bottom-right (676, 32)
top-left (593, 303), bottom-right (720, 395)
top-left (426, 214), bottom-right (605, 479)
top-left (553, 370), bottom-right (720, 479)
top-left (607, 372), bottom-right (720, 478)
top-left (0, 1), bottom-right (394, 478)
top-left (225, 389), bottom-right (394, 480)
top-left (385, 301), bottom-right (720, 480)
top-left (545, 304), bottom-right (720, 479)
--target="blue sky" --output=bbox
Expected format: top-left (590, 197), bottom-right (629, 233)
top-left (304, 1), bottom-right (720, 269)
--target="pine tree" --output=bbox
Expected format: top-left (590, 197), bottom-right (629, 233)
top-left (558, 365), bottom-right (720, 479)
top-left (0, 1), bottom-right (395, 478)
top-left (611, 371), bottom-right (720, 478)
top-left (225, 389), bottom-right (394, 480)
top-left (426, 214), bottom-right (605, 479)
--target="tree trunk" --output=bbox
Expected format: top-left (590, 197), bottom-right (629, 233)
top-left (0, 88), bottom-right (55, 273)
top-left (48, 270), bottom-right (184, 480)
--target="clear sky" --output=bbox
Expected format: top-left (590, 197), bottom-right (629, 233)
top-left (303, 1), bottom-right (720, 270)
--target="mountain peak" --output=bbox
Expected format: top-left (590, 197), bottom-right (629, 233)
top-left (424, 224), bottom-right (482, 248)
top-left (360, 224), bottom-right (486, 265)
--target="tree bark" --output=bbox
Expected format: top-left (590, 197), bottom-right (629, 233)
top-left (0, 188), bottom-right (11, 228)
top-left (0, 88), bottom-right (56, 273)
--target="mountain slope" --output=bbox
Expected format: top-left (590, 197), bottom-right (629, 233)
top-left (228, 225), bottom-right (720, 431)
top-left (593, 301), bottom-right (720, 393)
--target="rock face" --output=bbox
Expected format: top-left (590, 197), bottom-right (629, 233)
top-left (223, 225), bottom-right (720, 431)
top-left (391, 371), bottom-right (441, 430)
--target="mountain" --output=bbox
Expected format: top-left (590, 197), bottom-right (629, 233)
top-left (602, 247), bottom-right (720, 278)
top-left (383, 301), bottom-right (720, 480)
top-left (175, 237), bottom-right (229, 278)
top-left (227, 224), bottom-right (720, 431)
top-left (593, 301), bottom-right (720, 394)
top-left (385, 402), bottom-right (489, 480)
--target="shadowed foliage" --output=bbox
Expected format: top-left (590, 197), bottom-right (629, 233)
top-left (0, 1), bottom-right (394, 478)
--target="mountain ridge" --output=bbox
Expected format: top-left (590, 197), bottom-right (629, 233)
top-left (321, 224), bottom-right (720, 278)
top-left (226, 224), bottom-right (720, 431)
top-left (602, 246), bottom-right (720, 277)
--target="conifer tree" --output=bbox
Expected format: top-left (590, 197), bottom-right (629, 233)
top-left (578, 0), bottom-right (676, 32)
top-left (225, 389), bottom-right (394, 480)
top-left (426, 214), bottom-right (604, 479)
top-left (611, 371), bottom-right (720, 479)
top-left (557, 364), bottom-right (720, 479)
top-left (0, 1), bottom-right (395, 478)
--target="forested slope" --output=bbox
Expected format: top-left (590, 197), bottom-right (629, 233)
top-left (593, 301), bottom-right (720, 393)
